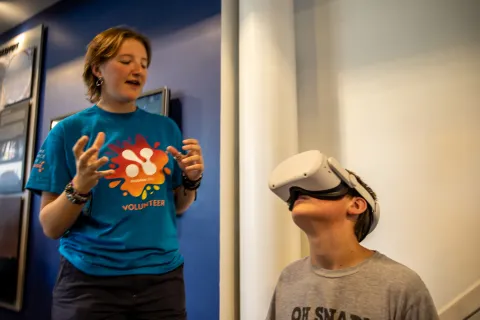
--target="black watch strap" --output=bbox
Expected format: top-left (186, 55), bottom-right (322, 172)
top-left (181, 173), bottom-right (202, 200)
top-left (182, 173), bottom-right (202, 191)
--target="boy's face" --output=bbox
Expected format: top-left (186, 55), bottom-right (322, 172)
top-left (291, 194), bottom-right (367, 227)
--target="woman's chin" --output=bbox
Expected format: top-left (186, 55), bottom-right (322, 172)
top-left (118, 88), bottom-right (142, 101)
top-left (116, 93), bottom-right (140, 103)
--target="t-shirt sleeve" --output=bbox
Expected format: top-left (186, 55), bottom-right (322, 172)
top-left (403, 278), bottom-right (439, 320)
top-left (25, 124), bottom-right (72, 195)
top-left (169, 119), bottom-right (184, 190)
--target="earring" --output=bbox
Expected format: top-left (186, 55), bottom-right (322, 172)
top-left (96, 77), bottom-right (104, 86)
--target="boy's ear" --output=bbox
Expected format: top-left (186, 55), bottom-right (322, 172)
top-left (347, 197), bottom-right (368, 216)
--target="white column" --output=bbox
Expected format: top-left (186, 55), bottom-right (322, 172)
top-left (220, 0), bottom-right (239, 319)
top-left (239, 0), bottom-right (302, 319)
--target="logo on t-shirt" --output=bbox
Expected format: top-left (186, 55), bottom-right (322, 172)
top-left (290, 306), bottom-right (370, 320)
top-left (33, 149), bottom-right (46, 173)
top-left (105, 134), bottom-right (171, 203)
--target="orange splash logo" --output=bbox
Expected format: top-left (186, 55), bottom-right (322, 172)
top-left (105, 134), bottom-right (171, 200)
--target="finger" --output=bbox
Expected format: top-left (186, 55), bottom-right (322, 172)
top-left (91, 132), bottom-right (106, 161)
top-left (181, 155), bottom-right (202, 165)
top-left (166, 146), bottom-right (184, 161)
top-left (182, 144), bottom-right (202, 153)
top-left (182, 138), bottom-right (198, 145)
top-left (78, 147), bottom-right (99, 170)
top-left (184, 164), bottom-right (204, 172)
top-left (72, 136), bottom-right (89, 159)
top-left (92, 132), bottom-right (106, 149)
top-left (88, 156), bottom-right (109, 172)
top-left (166, 145), bottom-right (180, 156)
top-left (95, 169), bottom-right (116, 178)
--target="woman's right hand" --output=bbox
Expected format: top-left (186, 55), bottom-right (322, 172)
top-left (71, 132), bottom-right (115, 194)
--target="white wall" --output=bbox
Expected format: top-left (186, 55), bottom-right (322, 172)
top-left (295, 0), bottom-right (480, 311)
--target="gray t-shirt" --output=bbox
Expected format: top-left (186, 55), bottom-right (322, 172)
top-left (266, 251), bottom-right (439, 320)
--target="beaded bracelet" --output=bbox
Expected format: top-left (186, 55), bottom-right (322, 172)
top-left (65, 181), bottom-right (91, 205)
top-left (182, 173), bottom-right (202, 199)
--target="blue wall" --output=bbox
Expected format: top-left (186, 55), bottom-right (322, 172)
top-left (0, 0), bottom-right (221, 319)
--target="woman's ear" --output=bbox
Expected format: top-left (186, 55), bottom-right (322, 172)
top-left (347, 197), bottom-right (368, 216)
top-left (91, 64), bottom-right (102, 79)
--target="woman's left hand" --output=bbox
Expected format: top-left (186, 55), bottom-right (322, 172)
top-left (167, 139), bottom-right (204, 181)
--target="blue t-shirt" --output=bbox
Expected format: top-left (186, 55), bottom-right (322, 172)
top-left (26, 105), bottom-right (185, 276)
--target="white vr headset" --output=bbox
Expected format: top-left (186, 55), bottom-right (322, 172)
top-left (268, 150), bottom-right (380, 237)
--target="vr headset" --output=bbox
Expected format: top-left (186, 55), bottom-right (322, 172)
top-left (268, 150), bottom-right (380, 236)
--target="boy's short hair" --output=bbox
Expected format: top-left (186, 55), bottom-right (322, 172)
top-left (345, 170), bottom-right (378, 242)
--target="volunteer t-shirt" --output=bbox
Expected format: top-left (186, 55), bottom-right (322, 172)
top-left (26, 105), bottom-right (184, 276)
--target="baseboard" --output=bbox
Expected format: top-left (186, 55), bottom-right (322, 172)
top-left (439, 279), bottom-right (480, 320)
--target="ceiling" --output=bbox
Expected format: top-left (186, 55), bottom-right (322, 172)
top-left (0, 0), bottom-right (63, 35)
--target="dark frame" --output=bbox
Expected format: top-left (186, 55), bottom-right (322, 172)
top-left (135, 86), bottom-right (170, 116)
top-left (50, 111), bottom-right (75, 130)
top-left (0, 24), bottom-right (45, 312)
top-left (0, 100), bottom-right (32, 194)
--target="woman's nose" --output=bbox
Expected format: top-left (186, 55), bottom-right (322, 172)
top-left (131, 62), bottom-right (143, 75)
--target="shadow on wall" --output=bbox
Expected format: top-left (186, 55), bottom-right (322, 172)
top-left (169, 97), bottom-right (183, 131)
top-left (294, 0), bottom-right (341, 159)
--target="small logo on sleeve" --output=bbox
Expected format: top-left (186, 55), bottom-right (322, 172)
top-left (33, 161), bottom-right (45, 173)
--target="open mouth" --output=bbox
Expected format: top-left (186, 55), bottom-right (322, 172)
top-left (125, 79), bottom-right (141, 87)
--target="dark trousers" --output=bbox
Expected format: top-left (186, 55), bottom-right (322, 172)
top-left (51, 256), bottom-right (187, 320)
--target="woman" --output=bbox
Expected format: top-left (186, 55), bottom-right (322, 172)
top-left (26, 26), bottom-right (204, 320)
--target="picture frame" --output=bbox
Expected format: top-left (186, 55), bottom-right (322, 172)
top-left (0, 24), bottom-right (45, 313)
top-left (0, 100), bottom-right (31, 194)
top-left (136, 86), bottom-right (170, 116)
top-left (49, 86), bottom-right (171, 130)
top-left (50, 111), bottom-right (75, 130)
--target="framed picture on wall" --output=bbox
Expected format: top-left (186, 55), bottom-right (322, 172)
top-left (136, 87), bottom-right (170, 116)
top-left (0, 47), bottom-right (35, 112)
top-left (49, 87), bottom-right (171, 131)
top-left (0, 100), bottom-right (31, 194)
top-left (0, 24), bottom-right (45, 313)
top-left (0, 195), bottom-right (23, 305)
top-left (50, 111), bottom-right (75, 130)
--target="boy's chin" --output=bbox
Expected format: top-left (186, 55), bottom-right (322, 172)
top-left (291, 203), bottom-right (319, 216)
top-left (291, 206), bottom-right (333, 225)
top-left (291, 213), bottom-right (319, 235)
top-left (291, 208), bottom-right (318, 227)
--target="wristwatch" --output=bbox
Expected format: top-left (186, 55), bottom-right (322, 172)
top-left (65, 182), bottom-right (91, 205)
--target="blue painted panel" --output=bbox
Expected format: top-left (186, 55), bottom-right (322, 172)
top-left (0, 0), bottom-right (221, 319)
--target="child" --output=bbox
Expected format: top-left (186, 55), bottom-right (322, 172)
top-left (267, 151), bottom-right (438, 320)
